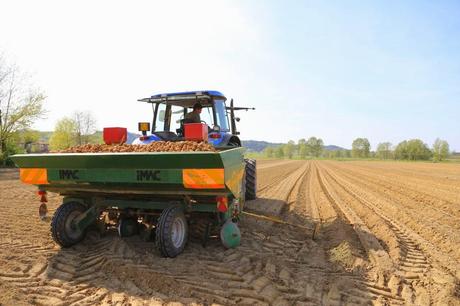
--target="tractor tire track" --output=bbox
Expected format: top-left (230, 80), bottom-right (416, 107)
top-left (320, 163), bottom-right (459, 304)
top-left (314, 163), bottom-right (407, 304)
top-left (327, 161), bottom-right (460, 221)
top-left (244, 161), bottom-right (370, 305)
top-left (256, 160), bottom-right (305, 194)
top-left (2, 162), bottom-right (460, 305)
top-left (322, 162), bottom-right (460, 277)
top-left (340, 161), bottom-right (460, 193)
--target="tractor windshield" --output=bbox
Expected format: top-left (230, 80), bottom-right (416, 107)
top-left (214, 100), bottom-right (229, 132)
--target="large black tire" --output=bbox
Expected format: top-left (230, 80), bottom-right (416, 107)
top-left (118, 217), bottom-right (139, 237)
top-left (244, 159), bottom-right (257, 200)
top-left (156, 205), bottom-right (188, 258)
top-left (51, 202), bottom-right (87, 248)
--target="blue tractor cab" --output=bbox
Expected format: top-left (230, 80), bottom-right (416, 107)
top-left (136, 90), bottom-right (254, 147)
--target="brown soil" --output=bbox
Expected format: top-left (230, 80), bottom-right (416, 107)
top-left (0, 160), bottom-right (459, 305)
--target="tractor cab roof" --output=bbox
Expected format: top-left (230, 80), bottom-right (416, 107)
top-left (138, 90), bottom-right (226, 108)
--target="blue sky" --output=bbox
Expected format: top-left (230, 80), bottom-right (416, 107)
top-left (243, 0), bottom-right (460, 150)
top-left (1, 0), bottom-right (459, 150)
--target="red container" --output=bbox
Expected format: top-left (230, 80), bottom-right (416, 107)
top-left (103, 127), bottom-right (127, 145)
top-left (184, 123), bottom-right (208, 142)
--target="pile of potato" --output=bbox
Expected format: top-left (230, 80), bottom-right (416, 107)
top-left (54, 141), bottom-right (216, 153)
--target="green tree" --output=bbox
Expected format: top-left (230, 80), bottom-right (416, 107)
top-left (394, 140), bottom-right (408, 160)
top-left (351, 138), bottom-right (370, 158)
top-left (297, 139), bottom-right (307, 159)
top-left (333, 150), bottom-right (344, 159)
top-left (49, 117), bottom-right (78, 150)
top-left (306, 137), bottom-right (324, 157)
top-left (264, 146), bottom-right (274, 158)
top-left (0, 56), bottom-right (46, 163)
top-left (432, 138), bottom-right (449, 162)
top-left (275, 146), bottom-right (284, 159)
top-left (284, 140), bottom-right (295, 159)
top-left (376, 142), bottom-right (393, 160)
top-left (394, 139), bottom-right (431, 160)
top-left (325, 150), bottom-right (334, 159)
top-left (299, 144), bottom-right (307, 159)
top-left (21, 129), bottom-right (40, 144)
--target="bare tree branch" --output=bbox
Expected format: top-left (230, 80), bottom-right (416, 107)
top-left (0, 55), bottom-right (46, 159)
top-left (72, 110), bottom-right (96, 145)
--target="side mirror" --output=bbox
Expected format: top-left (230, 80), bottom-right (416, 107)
top-left (235, 117), bottom-right (240, 122)
top-left (159, 110), bottom-right (165, 122)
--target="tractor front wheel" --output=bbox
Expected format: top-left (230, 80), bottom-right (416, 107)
top-left (156, 205), bottom-right (188, 258)
top-left (51, 202), bottom-right (87, 248)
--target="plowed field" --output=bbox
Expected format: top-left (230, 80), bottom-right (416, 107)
top-left (1, 160), bottom-right (459, 305)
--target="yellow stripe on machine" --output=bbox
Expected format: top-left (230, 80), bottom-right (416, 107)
top-left (183, 169), bottom-right (225, 189)
top-left (225, 168), bottom-right (244, 197)
top-left (20, 168), bottom-right (48, 185)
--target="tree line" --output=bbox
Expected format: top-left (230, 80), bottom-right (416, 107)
top-left (352, 137), bottom-right (449, 161)
top-left (260, 137), bottom-right (451, 162)
top-left (263, 137), bottom-right (324, 159)
top-left (49, 111), bottom-right (100, 150)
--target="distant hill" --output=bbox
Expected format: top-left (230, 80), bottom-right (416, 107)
top-left (242, 140), bottom-right (282, 152)
top-left (324, 145), bottom-right (347, 151)
top-left (242, 140), bottom-right (347, 152)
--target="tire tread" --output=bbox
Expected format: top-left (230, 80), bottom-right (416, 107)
top-left (244, 159), bottom-right (257, 200)
top-left (51, 202), bottom-right (86, 248)
top-left (155, 205), bottom-right (188, 258)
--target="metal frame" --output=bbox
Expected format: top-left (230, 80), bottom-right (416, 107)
top-left (66, 195), bottom-right (235, 233)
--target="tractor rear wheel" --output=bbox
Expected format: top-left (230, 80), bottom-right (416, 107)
top-left (51, 202), bottom-right (87, 248)
top-left (156, 205), bottom-right (188, 258)
top-left (244, 159), bottom-right (257, 200)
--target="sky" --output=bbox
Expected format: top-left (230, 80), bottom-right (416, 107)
top-left (0, 0), bottom-right (459, 150)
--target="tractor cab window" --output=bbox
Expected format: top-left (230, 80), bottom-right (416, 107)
top-left (170, 105), bottom-right (184, 132)
top-left (154, 103), bottom-right (167, 131)
top-left (200, 106), bottom-right (213, 126)
top-left (214, 99), bottom-right (229, 131)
